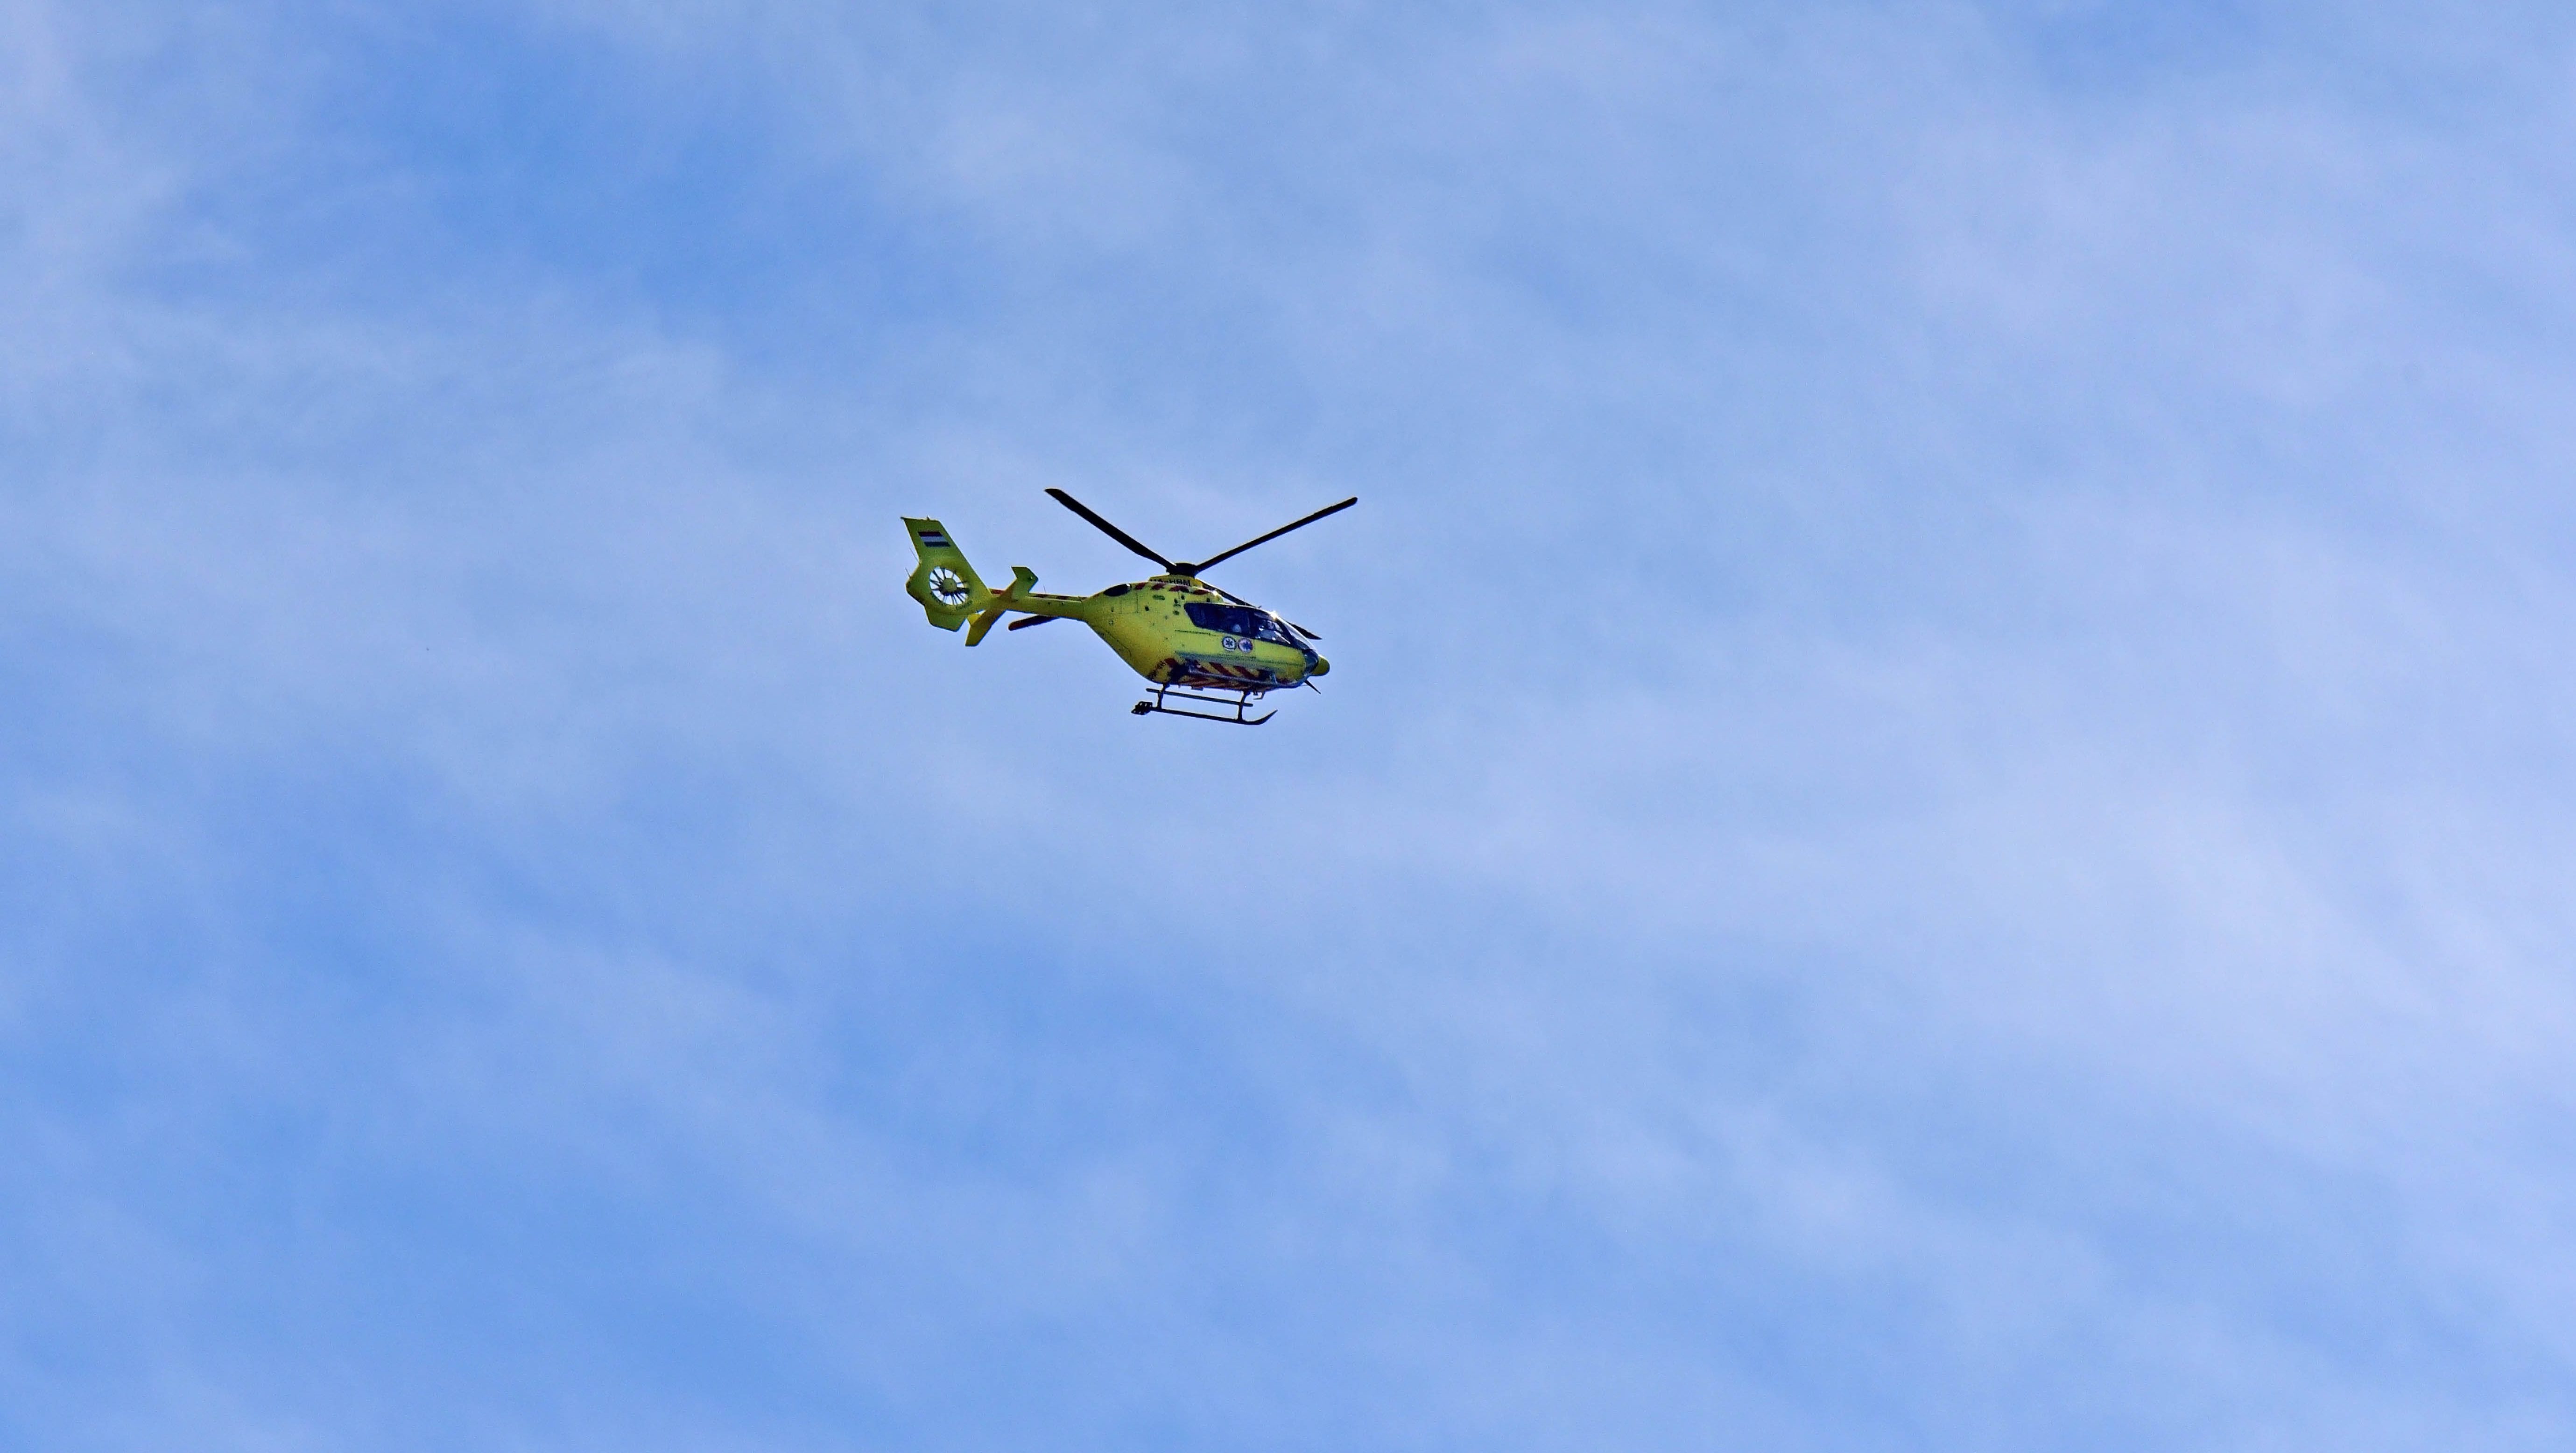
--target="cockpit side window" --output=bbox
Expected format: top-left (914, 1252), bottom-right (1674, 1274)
top-left (1183, 602), bottom-right (1246, 634)
top-left (1182, 601), bottom-right (1297, 644)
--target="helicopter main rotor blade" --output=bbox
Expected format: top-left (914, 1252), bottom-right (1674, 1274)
top-left (1044, 488), bottom-right (1173, 571)
top-left (1186, 496), bottom-right (1358, 575)
top-left (1005, 613), bottom-right (1062, 631)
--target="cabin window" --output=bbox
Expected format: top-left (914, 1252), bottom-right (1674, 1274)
top-left (1182, 602), bottom-right (1296, 644)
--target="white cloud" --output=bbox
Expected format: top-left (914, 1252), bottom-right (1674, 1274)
top-left (10, 0), bottom-right (2576, 1446)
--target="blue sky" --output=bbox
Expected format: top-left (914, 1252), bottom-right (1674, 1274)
top-left (9, 1), bottom-right (2576, 1447)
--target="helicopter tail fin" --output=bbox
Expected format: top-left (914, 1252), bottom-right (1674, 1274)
top-left (902, 517), bottom-right (991, 631)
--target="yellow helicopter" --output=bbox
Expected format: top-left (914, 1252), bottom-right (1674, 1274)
top-left (903, 489), bottom-right (1355, 724)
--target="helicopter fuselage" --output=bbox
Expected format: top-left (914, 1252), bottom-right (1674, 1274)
top-left (1008, 574), bottom-right (1327, 691)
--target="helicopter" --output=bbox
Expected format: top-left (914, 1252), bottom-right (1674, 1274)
top-left (902, 488), bottom-right (1355, 724)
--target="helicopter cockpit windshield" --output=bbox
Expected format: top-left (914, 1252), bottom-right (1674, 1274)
top-left (1183, 601), bottom-right (1301, 647)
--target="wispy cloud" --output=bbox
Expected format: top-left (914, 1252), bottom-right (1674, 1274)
top-left (7, 1), bottom-right (2576, 1447)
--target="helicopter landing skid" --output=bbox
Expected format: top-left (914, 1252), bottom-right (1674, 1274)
top-left (1131, 683), bottom-right (1275, 726)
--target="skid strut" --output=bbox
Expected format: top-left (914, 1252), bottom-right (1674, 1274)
top-left (1131, 682), bottom-right (1276, 725)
